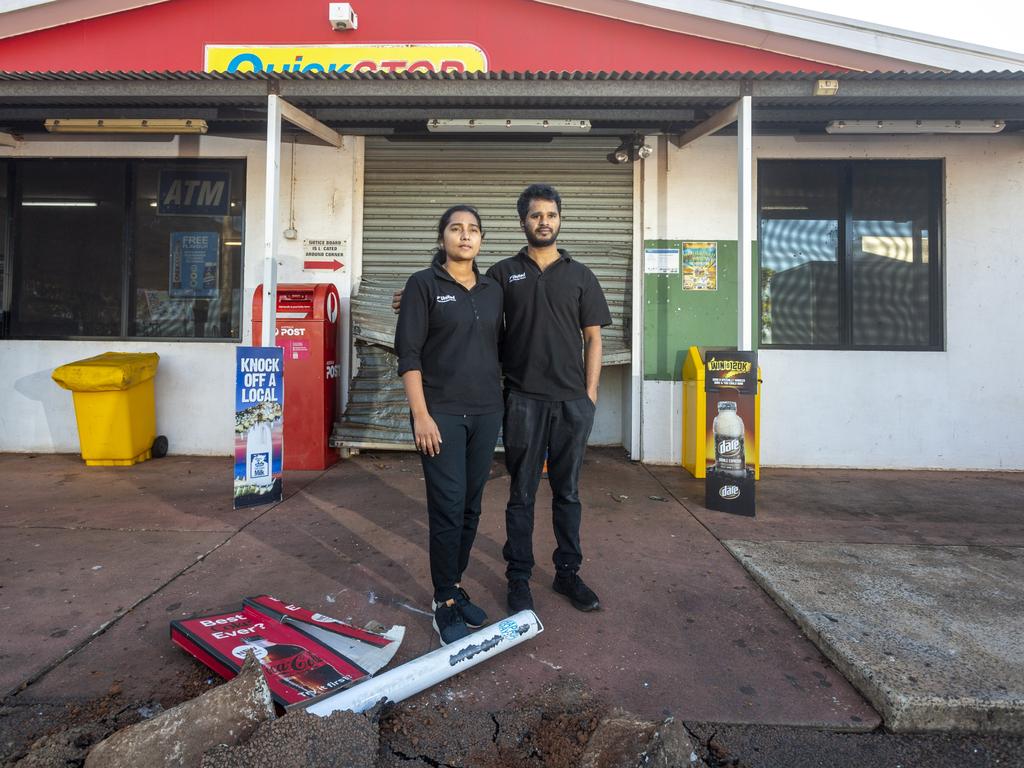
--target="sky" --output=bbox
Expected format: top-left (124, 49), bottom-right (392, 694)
top-left (779, 0), bottom-right (1024, 54)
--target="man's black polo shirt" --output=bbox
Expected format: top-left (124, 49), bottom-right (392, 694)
top-left (487, 247), bottom-right (611, 401)
top-left (395, 260), bottom-right (503, 415)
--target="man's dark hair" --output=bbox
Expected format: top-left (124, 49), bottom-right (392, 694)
top-left (517, 183), bottom-right (562, 221)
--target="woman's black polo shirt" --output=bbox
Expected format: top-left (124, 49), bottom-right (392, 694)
top-left (486, 247), bottom-right (611, 401)
top-left (395, 260), bottom-right (504, 415)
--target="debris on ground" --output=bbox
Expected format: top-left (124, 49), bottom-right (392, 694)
top-left (200, 708), bottom-right (378, 768)
top-left (9, 724), bottom-right (108, 768)
top-left (83, 653), bottom-right (273, 767)
top-left (8, 673), bottom-right (703, 768)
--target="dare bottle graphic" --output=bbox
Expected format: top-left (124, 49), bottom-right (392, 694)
top-left (713, 401), bottom-right (746, 478)
top-left (245, 422), bottom-right (273, 486)
top-left (241, 635), bottom-right (348, 699)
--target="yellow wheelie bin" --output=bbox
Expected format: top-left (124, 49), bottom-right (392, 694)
top-left (52, 352), bottom-right (167, 466)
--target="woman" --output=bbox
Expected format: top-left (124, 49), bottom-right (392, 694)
top-left (394, 205), bottom-right (504, 645)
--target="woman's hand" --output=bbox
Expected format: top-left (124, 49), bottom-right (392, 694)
top-left (413, 412), bottom-right (442, 457)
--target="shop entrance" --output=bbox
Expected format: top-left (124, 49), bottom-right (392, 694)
top-left (333, 137), bottom-right (634, 450)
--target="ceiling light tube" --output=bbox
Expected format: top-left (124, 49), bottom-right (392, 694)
top-left (826, 119), bottom-right (1005, 135)
top-left (22, 200), bottom-right (97, 207)
top-left (427, 118), bottom-right (591, 133)
top-left (45, 118), bottom-right (209, 134)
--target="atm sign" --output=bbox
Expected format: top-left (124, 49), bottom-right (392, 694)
top-left (158, 170), bottom-right (231, 216)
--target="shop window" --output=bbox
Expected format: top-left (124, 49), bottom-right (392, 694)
top-left (6, 159), bottom-right (245, 340)
top-left (759, 160), bottom-right (942, 350)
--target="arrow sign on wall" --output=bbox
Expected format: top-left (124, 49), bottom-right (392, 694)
top-left (303, 259), bottom-right (344, 271)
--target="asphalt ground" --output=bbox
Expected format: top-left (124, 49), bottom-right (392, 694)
top-left (2, 450), bottom-right (1023, 766)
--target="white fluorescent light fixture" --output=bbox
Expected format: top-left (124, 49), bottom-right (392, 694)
top-left (428, 118), bottom-right (591, 133)
top-left (826, 119), bottom-right (1005, 135)
top-left (22, 200), bottom-right (97, 207)
top-left (45, 118), bottom-right (209, 134)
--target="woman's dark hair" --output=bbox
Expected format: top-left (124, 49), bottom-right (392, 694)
top-left (432, 204), bottom-right (484, 263)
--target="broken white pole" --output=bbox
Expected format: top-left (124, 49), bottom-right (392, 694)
top-left (304, 610), bottom-right (543, 716)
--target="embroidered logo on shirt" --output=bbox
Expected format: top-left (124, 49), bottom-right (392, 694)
top-left (436, 294), bottom-right (457, 303)
top-left (508, 273), bottom-right (527, 283)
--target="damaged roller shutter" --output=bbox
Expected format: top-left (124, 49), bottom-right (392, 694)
top-left (333, 137), bottom-right (633, 450)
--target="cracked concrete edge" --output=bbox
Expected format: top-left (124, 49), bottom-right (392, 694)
top-left (722, 540), bottom-right (887, 733)
top-left (723, 540), bottom-right (1024, 734)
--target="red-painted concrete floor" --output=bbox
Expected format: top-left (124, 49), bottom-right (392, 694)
top-left (3, 450), bottom-right (1021, 732)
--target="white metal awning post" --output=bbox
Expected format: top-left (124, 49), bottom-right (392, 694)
top-left (670, 96), bottom-right (755, 351)
top-left (261, 94), bottom-right (344, 347)
top-left (261, 94), bottom-right (282, 348)
top-left (736, 95), bottom-right (753, 352)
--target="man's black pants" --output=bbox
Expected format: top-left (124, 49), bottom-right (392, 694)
top-left (418, 411), bottom-right (503, 604)
top-left (501, 391), bottom-right (596, 582)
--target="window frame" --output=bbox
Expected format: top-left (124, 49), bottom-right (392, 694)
top-left (4, 157), bottom-right (246, 343)
top-left (757, 158), bottom-right (945, 352)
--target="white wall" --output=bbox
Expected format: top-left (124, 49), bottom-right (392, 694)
top-left (640, 134), bottom-right (1024, 470)
top-left (0, 132), bottom-right (359, 455)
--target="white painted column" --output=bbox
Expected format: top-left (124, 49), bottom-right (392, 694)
top-left (261, 94), bottom-right (282, 347)
top-left (629, 154), bottom-right (644, 460)
top-left (736, 95), bottom-right (753, 351)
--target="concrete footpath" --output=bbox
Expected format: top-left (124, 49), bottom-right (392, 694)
top-left (1, 450), bottom-right (1023, 761)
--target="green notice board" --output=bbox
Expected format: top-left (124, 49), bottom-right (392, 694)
top-left (643, 239), bottom-right (759, 381)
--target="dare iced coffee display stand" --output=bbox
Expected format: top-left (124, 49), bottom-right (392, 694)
top-left (252, 283), bottom-right (341, 471)
top-left (681, 346), bottom-right (760, 515)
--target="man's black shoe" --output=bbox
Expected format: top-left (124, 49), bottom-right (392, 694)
top-left (552, 571), bottom-right (600, 611)
top-left (435, 586), bottom-right (487, 628)
top-left (507, 579), bottom-right (534, 612)
top-left (432, 599), bottom-right (470, 645)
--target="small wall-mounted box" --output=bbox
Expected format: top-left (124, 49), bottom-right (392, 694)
top-left (329, 3), bottom-right (358, 31)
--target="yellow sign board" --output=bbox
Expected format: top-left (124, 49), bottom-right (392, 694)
top-left (205, 44), bottom-right (488, 74)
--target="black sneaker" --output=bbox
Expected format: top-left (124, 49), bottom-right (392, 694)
top-left (507, 579), bottom-right (534, 612)
top-left (552, 571), bottom-right (600, 611)
top-left (432, 599), bottom-right (470, 645)
top-left (453, 586), bottom-right (487, 628)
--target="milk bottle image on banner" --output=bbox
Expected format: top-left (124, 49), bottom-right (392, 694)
top-left (245, 421), bottom-right (274, 487)
top-left (713, 401), bottom-right (746, 478)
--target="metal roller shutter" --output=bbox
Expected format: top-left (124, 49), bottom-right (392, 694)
top-left (334, 137), bottom-right (633, 449)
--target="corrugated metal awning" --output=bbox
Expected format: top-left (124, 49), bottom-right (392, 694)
top-left (0, 70), bottom-right (1021, 136)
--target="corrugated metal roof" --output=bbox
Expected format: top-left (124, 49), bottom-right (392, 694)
top-left (0, 70), bottom-right (1020, 136)
top-left (1, 69), bottom-right (1024, 81)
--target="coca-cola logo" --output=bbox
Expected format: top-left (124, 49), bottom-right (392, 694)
top-left (271, 650), bottom-right (325, 676)
top-left (719, 485), bottom-right (741, 500)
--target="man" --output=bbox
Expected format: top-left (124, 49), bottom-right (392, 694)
top-left (395, 183), bottom-right (610, 614)
top-left (487, 184), bottom-right (610, 613)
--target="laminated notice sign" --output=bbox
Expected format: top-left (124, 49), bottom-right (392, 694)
top-left (171, 595), bottom-right (404, 707)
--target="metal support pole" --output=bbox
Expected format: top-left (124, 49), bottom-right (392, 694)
top-left (261, 94), bottom-right (282, 348)
top-left (736, 95), bottom-right (753, 351)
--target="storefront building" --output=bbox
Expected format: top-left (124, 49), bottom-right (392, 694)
top-left (0, 0), bottom-right (1021, 469)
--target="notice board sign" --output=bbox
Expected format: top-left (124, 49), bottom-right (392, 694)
top-left (234, 346), bottom-right (284, 509)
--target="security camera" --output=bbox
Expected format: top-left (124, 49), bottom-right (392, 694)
top-left (329, 3), bottom-right (358, 31)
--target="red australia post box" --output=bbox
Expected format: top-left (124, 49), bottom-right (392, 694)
top-left (252, 283), bottom-right (340, 471)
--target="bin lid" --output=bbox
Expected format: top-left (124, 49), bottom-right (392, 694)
top-left (52, 352), bottom-right (160, 392)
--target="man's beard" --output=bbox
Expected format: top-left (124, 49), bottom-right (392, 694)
top-left (525, 225), bottom-right (559, 248)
